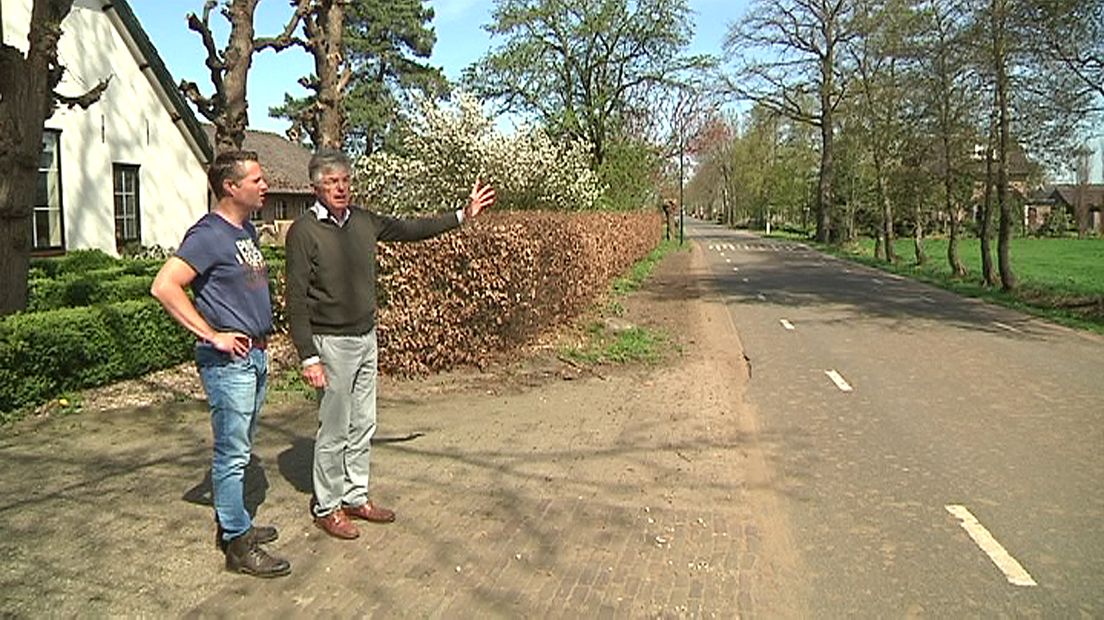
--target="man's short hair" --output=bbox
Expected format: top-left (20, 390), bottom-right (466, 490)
top-left (208, 150), bottom-right (259, 198)
top-left (309, 148), bottom-right (352, 186)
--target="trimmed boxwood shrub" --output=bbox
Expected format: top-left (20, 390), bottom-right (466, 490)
top-left (0, 299), bottom-right (193, 414)
top-left (28, 274), bottom-right (156, 311)
top-left (29, 249), bottom-right (118, 278)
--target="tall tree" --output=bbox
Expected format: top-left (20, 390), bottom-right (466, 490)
top-left (725, 0), bottom-right (859, 243)
top-left (464, 0), bottom-right (709, 167)
top-left (179, 0), bottom-right (304, 153)
top-left (913, 0), bottom-right (976, 277)
top-left (849, 0), bottom-right (917, 262)
top-left (988, 0), bottom-right (1016, 290)
top-left (273, 0), bottom-right (447, 153)
top-left (0, 0), bottom-right (109, 315)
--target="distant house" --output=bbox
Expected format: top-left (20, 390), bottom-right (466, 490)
top-left (1025, 184), bottom-right (1104, 234)
top-left (3, 0), bottom-right (213, 256)
top-left (200, 124), bottom-right (315, 243)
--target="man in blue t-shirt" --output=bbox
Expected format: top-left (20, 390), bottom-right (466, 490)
top-left (151, 151), bottom-right (290, 578)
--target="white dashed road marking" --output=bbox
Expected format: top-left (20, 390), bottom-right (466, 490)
top-left (824, 370), bottom-right (853, 392)
top-left (780, 319), bottom-right (795, 330)
top-left (945, 505), bottom-right (1037, 587)
top-left (993, 322), bottom-right (1021, 333)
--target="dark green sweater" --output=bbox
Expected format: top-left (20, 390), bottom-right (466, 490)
top-left (284, 207), bottom-right (460, 360)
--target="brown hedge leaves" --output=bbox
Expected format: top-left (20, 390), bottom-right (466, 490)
top-left (373, 209), bottom-right (662, 376)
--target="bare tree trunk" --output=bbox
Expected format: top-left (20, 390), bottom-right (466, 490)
top-left (816, 38), bottom-right (835, 243)
top-left (992, 0), bottom-right (1016, 290)
top-left (914, 194), bottom-right (927, 265)
top-left (873, 161), bottom-right (896, 263)
top-left (0, 0), bottom-right (85, 316)
top-left (295, 0), bottom-right (350, 149)
top-left (980, 112), bottom-right (998, 286)
top-left (0, 50), bottom-right (44, 315)
top-left (943, 139), bottom-right (967, 277)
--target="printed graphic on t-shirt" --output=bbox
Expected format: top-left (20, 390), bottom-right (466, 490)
top-left (235, 237), bottom-right (268, 287)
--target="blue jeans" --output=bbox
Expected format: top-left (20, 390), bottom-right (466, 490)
top-left (196, 344), bottom-right (267, 541)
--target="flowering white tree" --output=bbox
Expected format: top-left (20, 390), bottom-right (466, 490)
top-left (354, 93), bottom-right (603, 213)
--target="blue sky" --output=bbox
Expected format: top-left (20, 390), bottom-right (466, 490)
top-left (127, 0), bottom-right (1100, 181)
top-left (129, 0), bottom-right (746, 135)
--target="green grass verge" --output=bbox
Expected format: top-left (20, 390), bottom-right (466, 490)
top-left (561, 239), bottom-right (683, 365)
top-left (789, 234), bottom-right (1104, 334)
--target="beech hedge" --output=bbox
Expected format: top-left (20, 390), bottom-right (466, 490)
top-left (3, 209), bottom-right (662, 416)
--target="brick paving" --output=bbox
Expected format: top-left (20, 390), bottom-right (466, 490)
top-left (0, 246), bottom-right (799, 618)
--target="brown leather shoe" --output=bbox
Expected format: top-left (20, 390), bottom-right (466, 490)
top-left (343, 501), bottom-right (395, 523)
top-left (314, 509), bottom-right (360, 539)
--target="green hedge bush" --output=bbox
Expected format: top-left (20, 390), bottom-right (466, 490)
top-left (28, 273), bottom-right (156, 311)
top-left (0, 299), bottom-right (193, 414)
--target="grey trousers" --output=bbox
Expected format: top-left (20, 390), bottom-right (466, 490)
top-left (311, 331), bottom-right (377, 517)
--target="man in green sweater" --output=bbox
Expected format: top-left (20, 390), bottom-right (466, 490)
top-left (285, 148), bottom-right (495, 540)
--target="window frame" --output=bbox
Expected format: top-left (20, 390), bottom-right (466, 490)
top-left (113, 163), bottom-right (142, 247)
top-left (32, 129), bottom-right (66, 253)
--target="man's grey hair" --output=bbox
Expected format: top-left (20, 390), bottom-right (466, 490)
top-left (308, 148), bottom-right (352, 186)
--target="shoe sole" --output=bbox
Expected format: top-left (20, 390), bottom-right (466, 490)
top-left (228, 564), bottom-right (292, 578)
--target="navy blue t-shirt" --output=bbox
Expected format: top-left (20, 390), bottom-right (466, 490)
top-left (176, 213), bottom-right (272, 339)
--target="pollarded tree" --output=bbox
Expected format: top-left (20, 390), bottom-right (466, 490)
top-left (725, 0), bottom-right (860, 243)
top-left (464, 0), bottom-right (710, 167)
top-left (273, 0), bottom-right (447, 154)
top-left (0, 0), bottom-right (109, 315)
top-left (179, 0), bottom-right (305, 153)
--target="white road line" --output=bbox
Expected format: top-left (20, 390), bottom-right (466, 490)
top-left (872, 278), bottom-right (884, 285)
top-left (945, 505), bottom-right (1037, 587)
top-left (993, 322), bottom-right (1021, 333)
top-left (780, 319), bottom-right (795, 330)
top-left (755, 293), bottom-right (767, 301)
top-left (824, 370), bottom-right (853, 392)
top-left (921, 296), bottom-right (936, 304)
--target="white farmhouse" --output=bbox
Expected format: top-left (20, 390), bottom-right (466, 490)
top-left (2, 0), bottom-right (212, 256)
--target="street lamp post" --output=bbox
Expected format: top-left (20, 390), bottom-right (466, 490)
top-left (678, 113), bottom-right (685, 246)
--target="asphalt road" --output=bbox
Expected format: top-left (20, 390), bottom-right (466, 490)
top-left (685, 218), bottom-right (1104, 617)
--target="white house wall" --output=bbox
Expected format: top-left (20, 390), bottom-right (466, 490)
top-left (3, 0), bottom-right (209, 255)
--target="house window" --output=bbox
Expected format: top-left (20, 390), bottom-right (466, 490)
top-left (33, 130), bottom-right (64, 251)
top-left (113, 164), bottom-right (141, 245)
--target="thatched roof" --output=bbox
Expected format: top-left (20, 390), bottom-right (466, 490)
top-left (1052, 184), bottom-right (1104, 209)
top-left (201, 125), bottom-right (313, 194)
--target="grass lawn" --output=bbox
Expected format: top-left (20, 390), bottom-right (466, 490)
top-left (775, 233), bottom-right (1104, 333)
